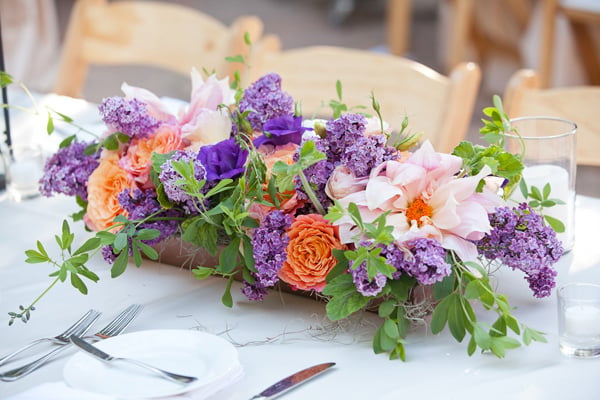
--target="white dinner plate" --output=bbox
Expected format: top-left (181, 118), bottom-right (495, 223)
top-left (63, 329), bottom-right (241, 398)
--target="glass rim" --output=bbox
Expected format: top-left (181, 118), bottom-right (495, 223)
top-left (506, 116), bottom-right (577, 140)
top-left (558, 282), bottom-right (600, 298)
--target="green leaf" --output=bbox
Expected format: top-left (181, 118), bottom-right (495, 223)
top-left (24, 250), bottom-right (48, 263)
top-left (430, 296), bottom-right (451, 334)
top-left (218, 237), bottom-right (240, 274)
top-left (225, 55), bottom-right (244, 64)
top-left (73, 237), bottom-right (101, 256)
top-left (192, 266), bottom-right (214, 280)
top-left (544, 215), bottom-right (565, 233)
top-left (111, 251), bottom-right (129, 278)
top-left (433, 273), bottom-right (455, 300)
top-left (323, 274), bottom-right (370, 321)
top-left (46, 113), bottom-right (54, 134)
top-left (383, 318), bottom-right (399, 339)
top-left (447, 295), bottom-right (466, 342)
top-left (222, 275), bottom-right (234, 308)
top-left (55, 111), bottom-right (74, 123)
top-left (0, 71), bottom-right (14, 87)
top-left (70, 273), bottom-right (88, 295)
top-left (473, 323), bottom-right (492, 349)
top-left (113, 232), bottom-right (128, 251)
top-left (136, 241), bottom-right (158, 260)
top-left (464, 280), bottom-right (485, 299)
top-left (378, 299), bottom-right (396, 318)
top-left (132, 243), bottom-right (142, 267)
top-left (467, 336), bottom-right (477, 356)
top-left (335, 80), bottom-right (343, 101)
top-left (135, 229), bottom-right (160, 241)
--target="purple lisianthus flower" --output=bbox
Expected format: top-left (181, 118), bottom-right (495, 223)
top-left (39, 141), bottom-right (99, 201)
top-left (98, 97), bottom-right (159, 139)
top-left (197, 138), bottom-right (248, 181)
top-left (253, 115), bottom-right (309, 148)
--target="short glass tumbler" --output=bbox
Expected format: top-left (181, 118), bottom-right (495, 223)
top-left (557, 283), bottom-right (600, 358)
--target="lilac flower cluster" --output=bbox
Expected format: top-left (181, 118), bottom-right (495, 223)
top-left (475, 204), bottom-right (562, 298)
top-left (98, 97), bottom-right (159, 139)
top-left (102, 188), bottom-right (182, 265)
top-left (159, 150), bottom-right (206, 214)
top-left (118, 188), bottom-right (182, 245)
top-left (325, 114), bottom-right (396, 177)
top-left (294, 114), bottom-right (396, 212)
top-left (351, 261), bottom-right (388, 297)
top-left (242, 210), bottom-right (292, 301)
top-left (239, 73), bottom-right (294, 131)
top-left (39, 141), bottom-right (99, 201)
top-left (350, 239), bottom-right (451, 296)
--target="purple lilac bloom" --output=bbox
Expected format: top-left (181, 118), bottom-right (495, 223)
top-left (101, 245), bottom-right (117, 264)
top-left (245, 210), bottom-right (292, 301)
top-left (197, 138), bottom-right (248, 181)
top-left (351, 260), bottom-right (387, 297)
top-left (241, 282), bottom-right (269, 302)
top-left (325, 113), bottom-right (397, 177)
top-left (403, 238), bottom-right (451, 285)
top-left (98, 97), bottom-right (159, 139)
top-left (118, 188), bottom-right (181, 246)
top-left (159, 150), bottom-right (206, 214)
top-left (253, 115), bottom-right (310, 148)
top-left (39, 141), bottom-right (99, 201)
top-left (475, 204), bottom-right (562, 298)
top-left (380, 243), bottom-right (410, 279)
top-left (239, 73), bottom-right (294, 131)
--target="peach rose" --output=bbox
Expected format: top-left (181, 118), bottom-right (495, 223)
top-left (85, 152), bottom-right (136, 232)
top-left (278, 214), bottom-right (346, 292)
top-left (120, 124), bottom-right (182, 187)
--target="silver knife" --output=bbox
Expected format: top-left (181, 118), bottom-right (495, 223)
top-left (249, 362), bottom-right (336, 399)
top-left (70, 335), bottom-right (197, 384)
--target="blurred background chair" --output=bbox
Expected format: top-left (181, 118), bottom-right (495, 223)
top-left (538, 0), bottom-right (600, 88)
top-left (251, 45), bottom-right (480, 153)
top-left (53, 0), bottom-right (271, 99)
top-left (503, 69), bottom-right (600, 167)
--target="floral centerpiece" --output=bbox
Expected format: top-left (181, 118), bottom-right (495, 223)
top-left (4, 66), bottom-right (564, 361)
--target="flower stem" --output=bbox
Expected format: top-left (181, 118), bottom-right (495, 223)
top-left (298, 170), bottom-right (325, 214)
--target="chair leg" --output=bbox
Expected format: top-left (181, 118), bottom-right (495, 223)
top-left (570, 21), bottom-right (600, 85)
top-left (538, 0), bottom-right (558, 88)
top-left (386, 0), bottom-right (411, 56)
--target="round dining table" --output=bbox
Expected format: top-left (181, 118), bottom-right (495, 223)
top-left (1, 93), bottom-right (599, 399)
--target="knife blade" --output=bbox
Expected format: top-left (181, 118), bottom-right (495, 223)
top-left (249, 362), bottom-right (335, 399)
top-left (71, 335), bottom-right (115, 362)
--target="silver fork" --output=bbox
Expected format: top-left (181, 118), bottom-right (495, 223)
top-left (0, 304), bottom-right (143, 381)
top-left (0, 309), bottom-right (101, 367)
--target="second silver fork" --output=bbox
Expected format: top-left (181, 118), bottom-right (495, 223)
top-left (0, 304), bottom-right (144, 381)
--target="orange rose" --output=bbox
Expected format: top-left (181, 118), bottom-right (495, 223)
top-left (120, 124), bottom-right (182, 186)
top-left (278, 214), bottom-right (346, 292)
top-left (85, 152), bottom-right (136, 232)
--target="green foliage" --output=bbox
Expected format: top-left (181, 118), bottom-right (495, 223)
top-left (518, 179), bottom-right (566, 233)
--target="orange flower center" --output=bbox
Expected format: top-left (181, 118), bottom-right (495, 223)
top-left (405, 198), bottom-right (432, 226)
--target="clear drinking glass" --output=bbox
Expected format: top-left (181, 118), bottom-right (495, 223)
top-left (505, 117), bottom-right (577, 252)
top-left (558, 283), bottom-right (600, 358)
top-left (6, 143), bottom-right (44, 202)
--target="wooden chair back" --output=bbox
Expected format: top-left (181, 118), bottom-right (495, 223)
top-left (539, 0), bottom-right (600, 87)
top-left (250, 45), bottom-right (481, 153)
top-left (504, 69), bottom-right (600, 166)
top-left (53, 0), bottom-right (268, 98)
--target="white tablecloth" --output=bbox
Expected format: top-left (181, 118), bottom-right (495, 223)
top-left (1, 94), bottom-right (600, 399)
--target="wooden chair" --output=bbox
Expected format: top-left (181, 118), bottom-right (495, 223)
top-left (441, 0), bottom-right (533, 73)
top-left (250, 45), bottom-right (481, 153)
top-left (503, 69), bottom-right (600, 166)
top-left (53, 0), bottom-right (270, 98)
top-left (539, 0), bottom-right (600, 87)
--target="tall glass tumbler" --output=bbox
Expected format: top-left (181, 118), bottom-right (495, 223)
top-left (505, 117), bottom-right (577, 252)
